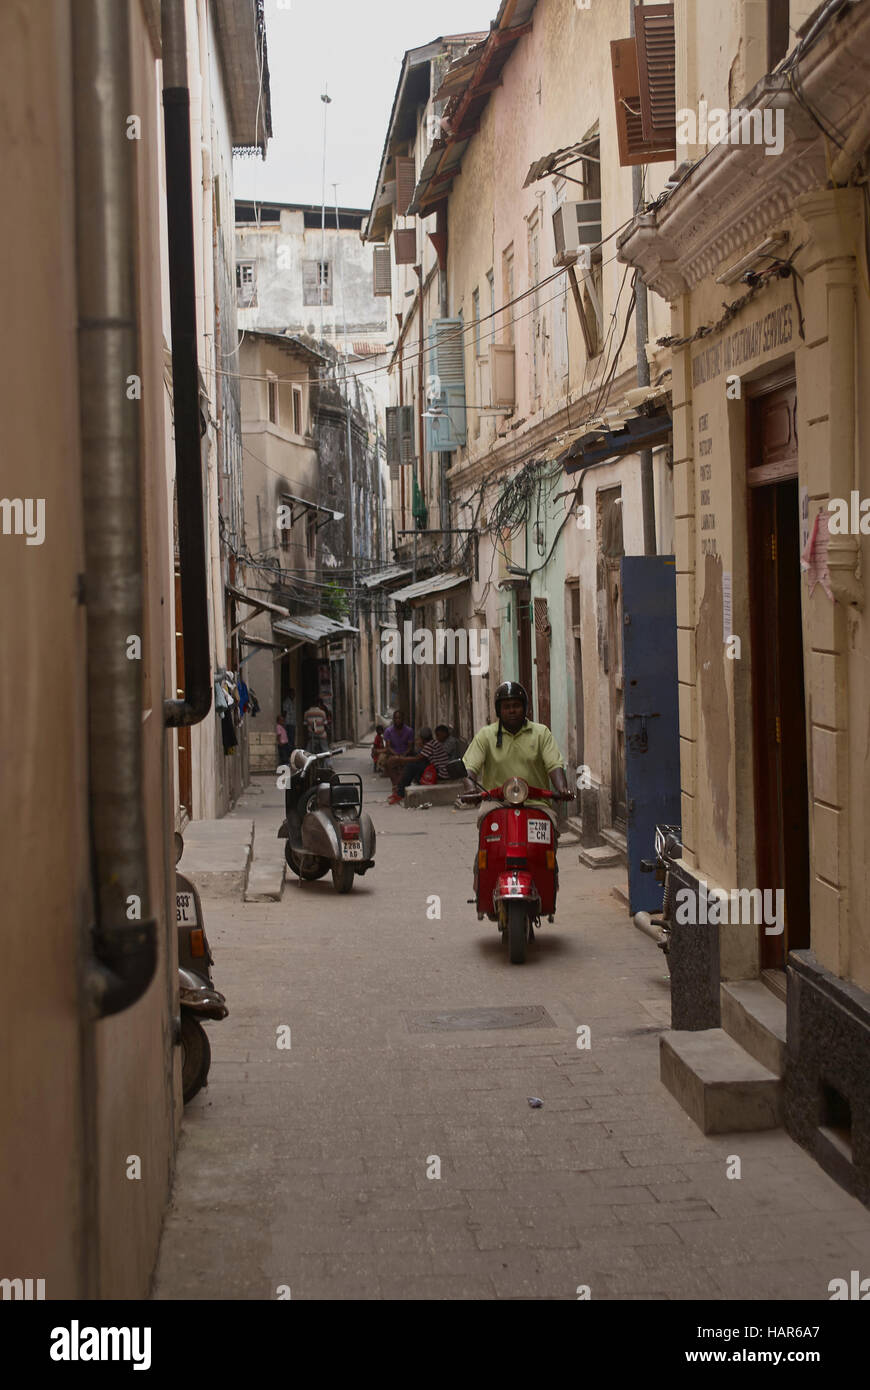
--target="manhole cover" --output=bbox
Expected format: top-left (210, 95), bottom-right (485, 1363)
top-left (404, 1005), bottom-right (556, 1033)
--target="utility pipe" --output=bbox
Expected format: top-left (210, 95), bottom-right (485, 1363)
top-left (72, 0), bottom-right (156, 1016)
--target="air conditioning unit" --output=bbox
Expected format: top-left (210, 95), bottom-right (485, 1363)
top-left (552, 200), bottom-right (602, 261)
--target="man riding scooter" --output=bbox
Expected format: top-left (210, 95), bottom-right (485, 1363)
top-left (461, 681), bottom-right (571, 812)
top-left (455, 681), bottom-right (573, 963)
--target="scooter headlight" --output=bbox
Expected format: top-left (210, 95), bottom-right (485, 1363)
top-left (503, 776), bottom-right (529, 805)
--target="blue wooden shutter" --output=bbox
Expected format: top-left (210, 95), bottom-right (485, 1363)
top-left (426, 318), bottom-right (467, 451)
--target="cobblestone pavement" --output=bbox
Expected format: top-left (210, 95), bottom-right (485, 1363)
top-left (154, 754), bottom-right (870, 1301)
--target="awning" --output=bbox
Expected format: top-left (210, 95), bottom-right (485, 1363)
top-left (523, 130), bottom-right (600, 188)
top-left (358, 565), bottom-right (413, 589)
top-left (389, 572), bottom-right (469, 604)
top-left (272, 613), bottom-right (359, 645)
top-left (562, 407), bottom-right (672, 473)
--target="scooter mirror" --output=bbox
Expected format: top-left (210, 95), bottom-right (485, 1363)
top-left (446, 758), bottom-right (467, 780)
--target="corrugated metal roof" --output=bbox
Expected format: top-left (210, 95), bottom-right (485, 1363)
top-left (358, 566), bottom-right (414, 589)
top-left (389, 572), bottom-right (469, 603)
top-left (272, 614), bottom-right (359, 643)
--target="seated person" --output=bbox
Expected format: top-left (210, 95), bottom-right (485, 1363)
top-left (393, 727), bottom-right (451, 800)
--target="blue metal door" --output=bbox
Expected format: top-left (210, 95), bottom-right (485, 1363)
top-left (621, 555), bottom-right (680, 913)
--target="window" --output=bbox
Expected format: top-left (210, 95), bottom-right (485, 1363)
top-left (267, 374), bottom-right (278, 425)
top-left (292, 386), bottom-right (303, 435)
top-left (306, 511), bottom-right (317, 559)
top-left (236, 261), bottom-right (257, 307)
top-left (767, 0), bottom-right (790, 68)
top-left (303, 260), bottom-right (332, 306)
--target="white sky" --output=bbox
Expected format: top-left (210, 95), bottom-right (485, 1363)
top-left (233, 0), bottom-right (495, 213)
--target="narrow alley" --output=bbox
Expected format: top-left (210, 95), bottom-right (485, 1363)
top-left (154, 752), bottom-right (870, 1302)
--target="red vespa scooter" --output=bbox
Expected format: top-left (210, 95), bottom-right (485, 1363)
top-left (456, 766), bottom-right (559, 964)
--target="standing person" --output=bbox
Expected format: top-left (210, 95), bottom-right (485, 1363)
top-left (303, 700), bottom-right (329, 754)
top-left (371, 723), bottom-right (387, 772)
top-left (276, 715), bottom-right (290, 768)
top-left (282, 687), bottom-right (296, 748)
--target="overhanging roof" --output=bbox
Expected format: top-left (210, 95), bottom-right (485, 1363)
top-left (364, 33), bottom-right (488, 243)
top-left (358, 565), bottom-right (414, 589)
top-left (213, 0), bottom-right (272, 154)
top-left (272, 614), bottom-right (359, 645)
top-left (390, 572), bottom-right (469, 604)
top-left (409, 0), bottom-right (539, 217)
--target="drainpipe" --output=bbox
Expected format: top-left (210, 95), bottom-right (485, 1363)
top-left (162, 0), bottom-right (213, 728)
top-left (630, 0), bottom-right (657, 557)
top-left (72, 0), bottom-right (156, 1016)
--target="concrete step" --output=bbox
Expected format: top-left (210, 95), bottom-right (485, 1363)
top-left (244, 827), bottom-right (286, 902)
top-left (720, 979), bottom-right (787, 1078)
top-left (599, 826), bottom-right (627, 858)
top-left (178, 818), bottom-right (253, 899)
top-left (660, 1028), bottom-right (783, 1134)
top-left (578, 844), bottom-right (624, 869)
top-left (405, 780), bottom-right (465, 808)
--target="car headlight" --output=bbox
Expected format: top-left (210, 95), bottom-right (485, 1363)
top-left (503, 776), bottom-right (529, 805)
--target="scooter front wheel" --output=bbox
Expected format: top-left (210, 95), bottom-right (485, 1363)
top-left (180, 1012), bottom-right (211, 1103)
top-left (506, 901), bottom-right (528, 964)
top-left (332, 862), bottom-right (355, 893)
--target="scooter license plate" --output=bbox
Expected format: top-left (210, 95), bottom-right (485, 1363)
top-left (176, 891), bottom-right (198, 925)
top-left (341, 841), bottom-right (363, 860)
top-left (527, 819), bottom-right (552, 844)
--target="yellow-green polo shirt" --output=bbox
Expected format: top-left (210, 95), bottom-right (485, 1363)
top-left (463, 720), bottom-right (564, 807)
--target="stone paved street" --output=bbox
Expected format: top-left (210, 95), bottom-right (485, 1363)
top-left (154, 753), bottom-right (870, 1301)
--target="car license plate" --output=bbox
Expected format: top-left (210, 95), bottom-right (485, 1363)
top-left (175, 891), bottom-right (198, 925)
top-left (527, 819), bottom-right (551, 844)
top-left (341, 841), bottom-right (363, 860)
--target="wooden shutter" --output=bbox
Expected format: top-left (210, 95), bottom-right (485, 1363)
top-left (610, 37), bottom-right (675, 167)
top-left (635, 3), bottom-right (676, 146)
top-left (372, 244), bottom-right (391, 296)
top-left (426, 319), bottom-right (467, 452)
top-left (386, 404), bottom-right (415, 477)
top-left (385, 406), bottom-right (400, 467)
top-left (533, 598), bottom-right (551, 729)
top-left (399, 404), bottom-right (415, 465)
top-left (395, 156), bottom-right (416, 215)
top-left (393, 228), bottom-right (417, 265)
top-left (302, 259), bottom-right (320, 306)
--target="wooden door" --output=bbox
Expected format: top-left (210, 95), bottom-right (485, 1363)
top-left (516, 585), bottom-right (534, 717)
top-left (174, 569), bottom-right (192, 817)
top-left (748, 381), bottom-right (810, 967)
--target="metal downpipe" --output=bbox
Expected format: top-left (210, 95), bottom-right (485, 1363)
top-left (72, 0), bottom-right (156, 1017)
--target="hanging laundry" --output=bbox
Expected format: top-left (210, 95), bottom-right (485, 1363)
top-left (221, 710), bottom-right (238, 753)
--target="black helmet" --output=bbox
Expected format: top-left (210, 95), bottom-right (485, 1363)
top-left (494, 681), bottom-right (528, 746)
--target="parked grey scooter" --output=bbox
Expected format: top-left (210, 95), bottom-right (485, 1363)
top-left (175, 833), bottom-right (228, 1102)
top-left (278, 747), bottom-right (376, 893)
